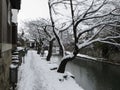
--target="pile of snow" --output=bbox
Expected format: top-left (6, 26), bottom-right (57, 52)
top-left (10, 64), bottom-right (18, 68)
top-left (17, 47), bottom-right (25, 51)
top-left (77, 54), bottom-right (97, 60)
top-left (17, 50), bottom-right (84, 90)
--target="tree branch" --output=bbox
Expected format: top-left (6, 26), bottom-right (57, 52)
top-left (77, 20), bottom-right (120, 39)
top-left (87, 0), bottom-right (107, 15)
top-left (88, 25), bottom-right (105, 41)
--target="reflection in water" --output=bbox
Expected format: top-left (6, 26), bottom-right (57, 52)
top-left (66, 59), bottom-right (120, 90)
top-left (51, 55), bottom-right (120, 90)
top-left (66, 62), bottom-right (96, 90)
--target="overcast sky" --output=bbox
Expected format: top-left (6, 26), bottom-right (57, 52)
top-left (18, 0), bottom-right (49, 29)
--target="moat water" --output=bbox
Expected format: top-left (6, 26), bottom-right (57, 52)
top-left (52, 55), bottom-right (120, 90)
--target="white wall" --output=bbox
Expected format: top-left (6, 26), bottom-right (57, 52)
top-left (12, 9), bottom-right (19, 23)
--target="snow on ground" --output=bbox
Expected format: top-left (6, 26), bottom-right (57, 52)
top-left (17, 46), bottom-right (25, 51)
top-left (66, 51), bottom-right (97, 60)
top-left (17, 50), bottom-right (84, 90)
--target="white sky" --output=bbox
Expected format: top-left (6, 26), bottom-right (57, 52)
top-left (18, 0), bottom-right (49, 29)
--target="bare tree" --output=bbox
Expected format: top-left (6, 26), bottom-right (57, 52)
top-left (24, 19), bottom-right (56, 61)
top-left (49, 0), bottom-right (120, 73)
top-left (48, 0), bottom-right (71, 57)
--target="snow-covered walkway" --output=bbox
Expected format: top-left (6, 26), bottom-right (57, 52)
top-left (17, 50), bottom-right (84, 90)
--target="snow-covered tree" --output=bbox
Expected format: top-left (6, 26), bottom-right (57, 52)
top-left (24, 19), bottom-right (56, 61)
top-left (48, 0), bottom-right (120, 73)
top-left (48, 0), bottom-right (64, 56)
top-left (17, 29), bottom-right (28, 47)
top-left (48, 0), bottom-right (76, 56)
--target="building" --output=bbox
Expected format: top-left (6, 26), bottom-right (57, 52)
top-left (0, 0), bottom-right (21, 89)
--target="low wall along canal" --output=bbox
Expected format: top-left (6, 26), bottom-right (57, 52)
top-left (53, 55), bottom-right (120, 90)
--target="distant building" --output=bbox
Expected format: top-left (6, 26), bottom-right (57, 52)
top-left (27, 40), bottom-right (36, 48)
top-left (0, 0), bottom-right (21, 89)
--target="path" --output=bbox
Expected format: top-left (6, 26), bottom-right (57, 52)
top-left (17, 50), bottom-right (47, 90)
top-left (17, 50), bottom-right (84, 90)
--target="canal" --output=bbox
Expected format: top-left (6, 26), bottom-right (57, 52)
top-left (52, 55), bottom-right (120, 90)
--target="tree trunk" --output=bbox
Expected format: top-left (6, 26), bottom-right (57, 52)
top-left (46, 40), bottom-right (54, 61)
top-left (57, 0), bottom-right (79, 73)
top-left (48, 1), bottom-right (65, 57)
top-left (37, 46), bottom-right (41, 54)
top-left (59, 46), bottom-right (64, 56)
top-left (57, 47), bottom-right (79, 73)
top-left (57, 56), bottom-right (75, 73)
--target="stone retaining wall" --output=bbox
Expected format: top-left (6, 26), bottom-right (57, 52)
top-left (0, 50), bottom-right (11, 90)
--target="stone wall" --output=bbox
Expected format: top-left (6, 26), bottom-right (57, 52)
top-left (79, 45), bottom-right (120, 63)
top-left (0, 0), bottom-right (12, 89)
top-left (108, 52), bottom-right (120, 63)
top-left (0, 50), bottom-right (11, 90)
top-left (79, 46), bottom-right (103, 58)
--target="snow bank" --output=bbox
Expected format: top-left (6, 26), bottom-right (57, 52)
top-left (10, 64), bottom-right (18, 68)
top-left (66, 51), bottom-right (97, 60)
top-left (77, 54), bottom-right (97, 60)
top-left (17, 50), bottom-right (84, 90)
top-left (17, 47), bottom-right (25, 51)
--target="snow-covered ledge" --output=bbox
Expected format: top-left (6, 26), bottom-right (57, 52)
top-left (66, 51), bottom-right (97, 60)
top-left (12, 9), bottom-right (19, 23)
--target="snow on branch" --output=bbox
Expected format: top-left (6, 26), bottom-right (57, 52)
top-left (43, 25), bottom-right (52, 39)
top-left (81, 0), bottom-right (95, 19)
top-left (87, 0), bottom-right (107, 15)
top-left (99, 35), bottom-right (120, 41)
top-left (83, 8), bottom-right (120, 21)
top-left (99, 41), bottom-right (120, 46)
top-left (77, 20), bottom-right (120, 39)
top-left (59, 22), bottom-right (73, 33)
top-left (106, 24), bottom-right (120, 28)
top-left (74, 0), bottom-right (120, 31)
top-left (87, 25), bottom-right (105, 41)
top-left (78, 38), bottom-right (100, 49)
top-left (78, 35), bottom-right (120, 50)
top-left (49, 0), bottom-right (70, 8)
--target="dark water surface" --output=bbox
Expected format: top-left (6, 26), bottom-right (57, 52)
top-left (52, 55), bottom-right (120, 90)
top-left (66, 58), bottom-right (120, 90)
